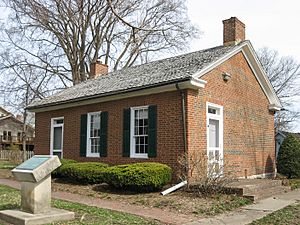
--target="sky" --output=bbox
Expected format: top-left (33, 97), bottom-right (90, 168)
top-left (187, 0), bottom-right (300, 132)
top-left (0, 1), bottom-right (299, 131)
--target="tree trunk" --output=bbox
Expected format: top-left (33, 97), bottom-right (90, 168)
top-left (22, 110), bottom-right (27, 162)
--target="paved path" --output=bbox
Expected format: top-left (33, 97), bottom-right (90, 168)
top-left (0, 179), bottom-right (195, 225)
top-left (185, 188), bottom-right (300, 225)
top-left (1, 178), bottom-right (300, 225)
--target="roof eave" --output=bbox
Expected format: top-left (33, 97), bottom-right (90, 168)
top-left (27, 78), bottom-right (206, 113)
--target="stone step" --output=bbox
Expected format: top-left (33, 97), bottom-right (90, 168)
top-left (243, 185), bottom-right (289, 202)
top-left (242, 180), bottom-right (283, 195)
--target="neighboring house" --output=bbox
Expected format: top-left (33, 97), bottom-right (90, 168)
top-left (27, 17), bottom-right (282, 179)
top-left (0, 107), bottom-right (35, 151)
top-left (275, 131), bottom-right (300, 159)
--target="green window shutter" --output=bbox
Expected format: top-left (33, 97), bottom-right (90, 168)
top-left (80, 114), bottom-right (87, 157)
top-left (123, 108), bottom-right (131, 157)
top-left (100, 111), bottom-right (108, 157)
top-left (148, 105), bottom-right (157, 158)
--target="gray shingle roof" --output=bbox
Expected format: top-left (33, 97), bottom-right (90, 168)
top-left (28, 42), bottom-right (244, 109)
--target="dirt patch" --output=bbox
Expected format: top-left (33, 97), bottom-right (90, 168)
top-left (0, 169), bottom-right (13, 179)
top-left (52, 179), bottom-right (251, 217)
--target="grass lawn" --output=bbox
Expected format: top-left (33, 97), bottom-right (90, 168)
top-left (249, 203), bottom-right (300, 225)
top-left (0, 185), bottom-right (162, 225)
top-left (0, 161), bottom-right (16, 170)
top-left (290, 179), bottom-right (300, 190)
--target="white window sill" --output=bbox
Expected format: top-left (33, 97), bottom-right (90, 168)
top-left (86, 154), bottom-right (101, 157)
top-left (130, 154), bottom-right (148, 159)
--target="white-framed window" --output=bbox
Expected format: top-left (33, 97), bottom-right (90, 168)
top-left (86, 112), bottom-right (101, 157)
top-left (130, 106), bottom-right (149, 158)
top-left (50, 117), bottom-right (64, 158)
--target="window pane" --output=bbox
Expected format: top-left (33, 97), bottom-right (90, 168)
top-left (53, 127), bottom-right (62, 150)
top-left (139, 127), bottom-right (144, 135)
top-left (135, 137), bottom-right (140, 153)
top-left (215, 150), bottom-right (220, 161)
top-left (89, 113), bottom-right (101, 154)
top-left (209, 119), bottom-right (219, 148)
top-left (133, 108), bottom-right (149, 155)
top-left (90, 114), bottom-right (100, 138)
top-left (91, 138), bottom-right (100, 154)
top-left (53, 151), bottom-right (62, 159)
top-left (209, 150), bottom-right (214, 160)
top-left (208, 108), bottom-right (216, 114)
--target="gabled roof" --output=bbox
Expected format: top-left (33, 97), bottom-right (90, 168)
top-left (0, 115), bottom-right (23, 124)
top-left (0, 114), bottom-right (35, 131)
top-left (0, 107), bottom-right (12, 116)
top-left (27, 40), bottom-right (282, 112)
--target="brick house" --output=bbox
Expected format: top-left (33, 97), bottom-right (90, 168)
top-left (27, 17), bottom-right (282, 179)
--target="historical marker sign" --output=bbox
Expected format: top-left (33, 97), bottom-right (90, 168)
top-left (16, 156), bottom-right (50, 171)
top-left (0, 155), bottom-right (74, 224)
top-left (12, 155), bottom-right (61, 183)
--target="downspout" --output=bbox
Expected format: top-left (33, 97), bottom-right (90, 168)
top-left (175, 83), bottom-right (187, 154)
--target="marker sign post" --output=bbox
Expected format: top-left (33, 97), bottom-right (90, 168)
top-left (0, 155), bottom-right (74, 225)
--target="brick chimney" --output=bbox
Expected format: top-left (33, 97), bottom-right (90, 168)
top-left (223, 17), bottom-right (245, 46)
top-left (90, 59), bottom-right (108, 78)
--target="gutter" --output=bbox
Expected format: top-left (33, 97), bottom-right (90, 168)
top-left (176, 83), bottom-right (187, 154)
top-left (161, 180), bottom-right (187, 196)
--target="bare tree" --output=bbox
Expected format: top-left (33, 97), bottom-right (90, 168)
top-left (0, 49), bottom-right (64, 160)
top-left (1, 0), bottom-right (199, 85)
top-left (257, 48), bottom-right (300, 131)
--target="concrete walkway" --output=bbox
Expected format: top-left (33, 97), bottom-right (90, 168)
top-left (185, 189), bottom-right (300, 225)
top-left (1, 178), bottom-right (299, 225)
top-left (0, 179), bottom-right (196, 225)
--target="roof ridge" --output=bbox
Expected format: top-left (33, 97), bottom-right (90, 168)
top-left (55, 44), bottom-right (236, 90)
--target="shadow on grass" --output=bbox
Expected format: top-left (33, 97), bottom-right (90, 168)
top-left (0, 203), bottom-right (19, 210)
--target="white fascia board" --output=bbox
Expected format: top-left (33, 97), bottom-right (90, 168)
top-left (242, 43), bottom-right (282, 110)
top-left (30, 79), bottom-right (206, 113)
top-left (178, 77), bottom-right (207, 89)
top-left (192, 42), bottom-right (249, 79)
top-left (192, 41), bottom-right (282, 111)
top-left (269, 104), bottom-right (282, 111)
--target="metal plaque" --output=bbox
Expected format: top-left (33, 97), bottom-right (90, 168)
top-left (16, 156), bottom-right (50, 171)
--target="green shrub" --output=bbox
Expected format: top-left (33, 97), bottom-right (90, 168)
top-left (103, 162), bottom-right (172, 192)
top-left (277, 134), bottom-right (300, 178)
top-left (52, 159), bottom-right (77, 177)
top-left (6, 144), bottom-right (20, 151)
top-left (60, 162), bottom-right (108, 184)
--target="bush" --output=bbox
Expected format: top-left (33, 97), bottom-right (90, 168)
top-left (178, 152), bottom-right (236, 196)
top-left (277, 134), bottom-right (300, 178)
top-left (59, 162), bottom-right (108, 184)
top-left (103, 162), bottom-right (172, 192)
top-left (52, 159), bottom-right (77, 177)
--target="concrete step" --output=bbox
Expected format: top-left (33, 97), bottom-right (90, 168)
top-left (242, 180), bottom-right (283, 195)
top-left (226, 179), bottom-right (290, 202)
top-left (244, 185), bottom-right (290, 202)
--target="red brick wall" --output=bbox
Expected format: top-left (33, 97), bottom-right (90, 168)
top-left (35, 52), bottom-right (275, 179)
top-left (186, 52), bottom-right (275, 178)
top-left (35, 91), bottom-right (185, 177)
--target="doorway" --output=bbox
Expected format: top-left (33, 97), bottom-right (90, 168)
top-left (50, 117), bottom-right (64, 158)
top-left (206, 102), bottom-right (223, 176)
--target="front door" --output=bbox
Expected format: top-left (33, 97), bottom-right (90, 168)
top-left (50, 117), bottom-right (64, 158)
top-left (207, 103), bottom-right (223, 176)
